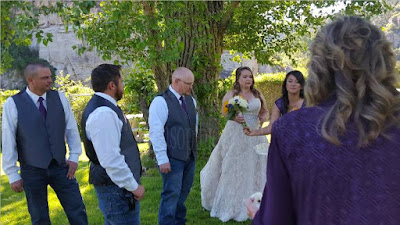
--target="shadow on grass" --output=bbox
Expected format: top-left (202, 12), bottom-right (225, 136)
top-left (0, 163), bottom-right (104, 225)
top-left (1, 159), bottom-right (251, 225)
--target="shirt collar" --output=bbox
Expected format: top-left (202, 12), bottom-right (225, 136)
top-left (169, 85), bottom-right (182, 100)
top-left (26, 87), bottom-right (47, 103)
top-left (94, 92), bottom-right (118, 106)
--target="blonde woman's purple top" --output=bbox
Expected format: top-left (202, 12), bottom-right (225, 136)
top-left (252, 96), bottom-right (400, 225)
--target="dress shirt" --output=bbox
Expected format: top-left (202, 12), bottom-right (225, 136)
top-left (2, 87), bottom-right (82, 184)
top-left (85, 92), bottom-right (138, 192)
top-left (149, 85), bottom-right (198, 166)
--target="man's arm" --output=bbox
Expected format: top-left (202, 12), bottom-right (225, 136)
top-left (148, 96), bottom-right (169, 165)
top-left (192, 96), bottom-right (198, 136)
top-left (86, 107), bottom-right (139, 192)
top-left (1, 97), bottom-right (23, 191)
top-left (59, 92), bottom-right (82, 163)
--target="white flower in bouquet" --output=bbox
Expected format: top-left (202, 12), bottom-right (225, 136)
top-left (228, 96), bottom-right (239, 104)
top-left (238, 98), bottom-right (248, 108)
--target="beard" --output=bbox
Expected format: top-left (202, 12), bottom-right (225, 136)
top-left (116, 88), bottom-right (123, 101)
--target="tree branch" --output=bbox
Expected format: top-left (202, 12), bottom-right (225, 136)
top-left (219, 1), bottom-right (240, 32)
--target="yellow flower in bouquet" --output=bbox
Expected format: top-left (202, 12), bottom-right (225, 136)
top-left (223, 101), bottom-right (229, 114)
top-left (225, 96), bottom-right (249, 127)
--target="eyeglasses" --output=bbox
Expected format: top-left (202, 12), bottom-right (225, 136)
top-left (177, 78), bottom-right (193, 86)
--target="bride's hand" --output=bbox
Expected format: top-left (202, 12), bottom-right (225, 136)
top-left (234, 115), bottom-right (245, 124)
top-left (243, 127), bottom-right (252, 136)
top-left (243, 127), bottom-right (254, 136)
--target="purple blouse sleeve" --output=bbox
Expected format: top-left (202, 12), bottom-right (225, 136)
top-left (275, 98), bottom-right (287, 115)
top-left (252, 122), bottom-right (296, 225)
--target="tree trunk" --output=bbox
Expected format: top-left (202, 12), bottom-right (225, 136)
top-left (143, 1), bottom-right (170, 92)
top-left (185, 1), bottom-right (238, 143)
top-left (144, 1), bottom-right (239, 144)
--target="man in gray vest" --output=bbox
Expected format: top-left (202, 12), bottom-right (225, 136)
top-left (149, 67), bottom-right (198, 225)
top-left (1, 62), bottom-right (88, 225)
top-left (81, 64), bottom-right (145, 224)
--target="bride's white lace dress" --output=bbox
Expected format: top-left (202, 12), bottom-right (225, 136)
top-left (200, 98), bottom-right (268, 222)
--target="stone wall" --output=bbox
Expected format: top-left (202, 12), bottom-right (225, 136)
top-left (30, 13), bottom-right (276, 82)
top-left (32, 13), bottom-right (115, 82)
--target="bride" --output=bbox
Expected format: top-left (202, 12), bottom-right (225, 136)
top-left (200, 66), bottom-right (269, 222)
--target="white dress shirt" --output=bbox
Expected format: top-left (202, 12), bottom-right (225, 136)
top-left (149, 86), bottom-right (198, 166)
top-left (85, 92), bottom-right (138, 192)
top-left (1, 87), bottom-right (82, 184)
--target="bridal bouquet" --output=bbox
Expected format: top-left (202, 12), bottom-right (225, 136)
top-left (224, 96), bottom-right (249, 127)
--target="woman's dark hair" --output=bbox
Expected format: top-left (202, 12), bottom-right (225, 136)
top-left (91, 64), bottom-right (122, 92)
top-left (232, 66), bottom-right (265, 110)
top-left (281, 70), bottom-right (305, 112)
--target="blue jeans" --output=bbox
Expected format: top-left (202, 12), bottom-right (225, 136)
top-left (94, 185), bottom-right (140, 225)
top-left (159, 156), bottom-right (195, 225)
top-left (20, 160), bottom-right (88, 225)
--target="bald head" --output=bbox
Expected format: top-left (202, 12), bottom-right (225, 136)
top-left (171, 67), bottom-right (194, 96)
top-left (172, 67), bottom-right (194, 81)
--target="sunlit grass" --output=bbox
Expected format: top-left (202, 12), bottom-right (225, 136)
top-left (1, 143), bottom-right (149, 176)
top-left (1, 143), bottom-right (251, 225)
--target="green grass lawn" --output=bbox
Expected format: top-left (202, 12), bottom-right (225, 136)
top-left (0, 143), bottom-right (252, 225)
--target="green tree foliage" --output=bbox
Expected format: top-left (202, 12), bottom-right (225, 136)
top-left (6, 44), bottom-right (57, 88)
top-left (123, 62), bottom-right (158, 123)
top-left (53, 1), bottom-right (387, 142)
top-left (0, 1), bottom-right (54, 73)
top-left (3, 1), bottom-right (388, 142)
top-left (55, 73), bottom-right (93, 136)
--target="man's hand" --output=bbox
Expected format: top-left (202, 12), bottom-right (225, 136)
top-left (10, 179), bottom-right (24, 193)
top-left (159, 162), bottom-right (171, 174)
top-left (66, 160), bottom-right (78, 179)
top-left (132, 185), bottom-right (145, 201)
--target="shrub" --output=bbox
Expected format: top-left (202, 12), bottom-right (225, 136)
top-left (197, 137), bottom-right (217, 160)
top-left (254, 72), bottom-right (286, 111)
top-left (0, 89), bottom-right (20, 138)
top-left (55, 72), bottom-right (94, 136)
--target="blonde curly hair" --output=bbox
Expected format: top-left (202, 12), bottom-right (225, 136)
top-left (306, 16), bottom-right (400, 146)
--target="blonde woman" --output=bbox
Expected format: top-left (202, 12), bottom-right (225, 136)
top-left (247, 16), bottom-right (400, 225)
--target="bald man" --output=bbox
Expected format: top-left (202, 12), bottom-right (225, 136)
top-left (149, 67), bottom-right (198, 225)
